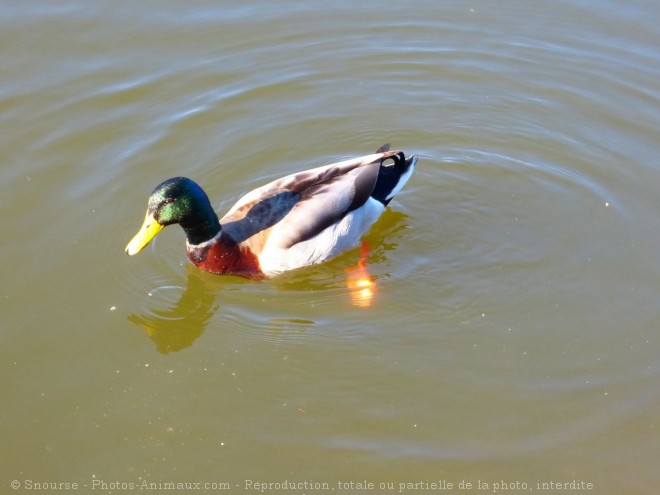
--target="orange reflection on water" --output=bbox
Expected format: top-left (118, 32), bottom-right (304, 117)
top-left (346, 242), bottom-right (376, 307)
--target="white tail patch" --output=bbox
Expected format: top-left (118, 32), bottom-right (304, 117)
top-left (386, 156), bottom-right (417, 200)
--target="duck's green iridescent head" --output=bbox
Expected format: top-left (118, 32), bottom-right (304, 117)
top-left (125, 177), bottom-right (220, 255)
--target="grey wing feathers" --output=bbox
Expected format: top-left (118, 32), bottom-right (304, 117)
top-left (272, 161), bottom-right (380, 249)
top-left (220, 149), bottom-right (403, 249)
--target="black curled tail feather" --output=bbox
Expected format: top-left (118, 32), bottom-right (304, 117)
top-left (371, 151), bottom-right (416, 206)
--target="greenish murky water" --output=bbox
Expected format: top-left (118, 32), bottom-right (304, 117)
top-left (1, 1), bottom-right (659, 494)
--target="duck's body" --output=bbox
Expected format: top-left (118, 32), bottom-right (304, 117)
top-left (126, 145), bottom-right (416, 278)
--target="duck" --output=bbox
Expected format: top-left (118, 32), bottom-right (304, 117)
top-left (125, 144), bottom-right (417, 279)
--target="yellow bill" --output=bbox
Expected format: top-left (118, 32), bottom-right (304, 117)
top-left (125, 211), bottom-right (164, 255)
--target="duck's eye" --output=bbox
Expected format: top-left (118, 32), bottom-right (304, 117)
top-left (164, 198), bottom-right (175, 205)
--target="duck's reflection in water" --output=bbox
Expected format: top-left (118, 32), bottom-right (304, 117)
top-left (128, 265), bottom-right (223, 354)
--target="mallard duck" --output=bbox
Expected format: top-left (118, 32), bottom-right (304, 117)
top-left (125, 144), bottom-right (416, 279)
